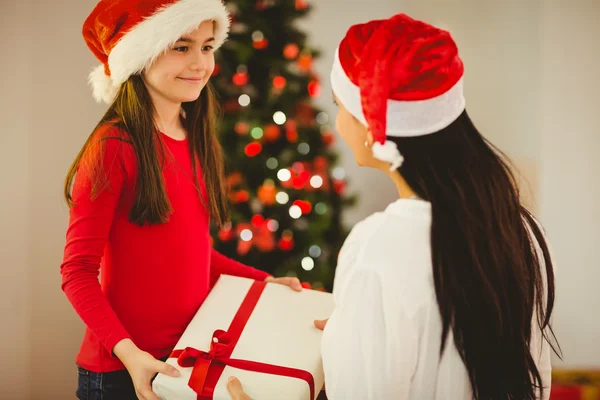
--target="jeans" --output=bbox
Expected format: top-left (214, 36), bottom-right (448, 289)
top-left (76, 365), bottom-right (137, 400)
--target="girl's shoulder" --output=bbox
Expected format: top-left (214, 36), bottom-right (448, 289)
top-left (91, 121), bottom-right (132, 143)
top-left (82, 122), bottom-right (136, 173)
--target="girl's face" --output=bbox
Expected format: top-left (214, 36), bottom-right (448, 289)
top-left (334, 94), bottom-right (386, 170)
top-left (143, 20), bottom-right (216, 104)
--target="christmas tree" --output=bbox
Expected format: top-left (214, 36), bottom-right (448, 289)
top-left (211, 0), bottom-right (355, 291)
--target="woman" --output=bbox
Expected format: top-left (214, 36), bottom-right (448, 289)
top-left (228, 13), bottom-right (559, 400)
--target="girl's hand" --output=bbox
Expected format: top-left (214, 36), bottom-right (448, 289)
top-left (264, 276), bottom-right (303, 292)
top-left (227, 376), bottom-right (253, 400)
top-left (114, 339), bottom-right (180, 400)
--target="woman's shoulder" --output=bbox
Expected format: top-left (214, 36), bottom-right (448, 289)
top-left (349, 199), bottom-right (432, 248)
top-left (338, 200), bottom-right (432, 275)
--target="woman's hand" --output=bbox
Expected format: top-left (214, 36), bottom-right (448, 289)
top-left (227, 376), bottom-right (253, 400)
top-left (264, 276), bottom-right (303, 292)
top-left (314, 318), bottom-right (328, 330)
top-left (113, 339), bottom-right (180, 400)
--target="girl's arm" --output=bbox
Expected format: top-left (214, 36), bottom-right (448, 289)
top-left (209, 248), bottom-right (271, 287)
top-left (60, 129), bottom-right (131, 355)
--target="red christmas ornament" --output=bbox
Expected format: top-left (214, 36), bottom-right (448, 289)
top-left (253, 38), bottom-right (269, 49)
top-left (273, 76), bottom-right (286, 89)
top-left (291, 176), bottom-right (305, 190)
top-left (333, 180), bottom-right (346, 194)
top-left (285, 119), bottom-right (298, 143)
top-left (314, 156), bottom-right (328, 170)
top-left (297, 53), bottom-right (313, 71)
top-left (295, 103), bottom-right (314, 125)
top-left (301, 282), bottom-right (312, 290)
top-left (286, 130), bottom-right (298, 143)
top-left (292, 162), bottom-right (305, 172)
top-left (226, 172), bottom-right (243, 189)
top-left (295, 0), bottom-right (309, 10)
top-left (224, 98), bottom-right (242, 113)
top-left (232, 72), bottom-right (249, 86)
top-left (299, 170), bottom-right (311, 184)
top-left (212, 64), bottom-right (221, 77)
top-left (244, 142), bottom-right (263, 157)
top-left (235, 122), bottom-right (250, 135)
top-left (280, 172), bottom-right (294, 189)
top-left (308, 80), bottom-right (320, 97)
top-left (255, 0), bottom-right (268, 10)
top-left (322, 131), bottom-right (335, 146)
top-left (235, 190), bottom-right (250, 203)
top-left (218, 227), bottom-right (235, 241)
top-left (278, 236), bottom-right (295, 251)
top-left (257, 183), bottom-right (277, 205)
top-left (251, 214), bottom-right (265, 228)
top-left (263, 124), bottom-right (281, 142)
top-left (293, 199), bottom-right (312, 214)
top-left (235, 220), bottom-right (276, 255)
top-left (292, 172), bottom-right (311, 190)
top-left (283, 43), bottom-right (300, 60)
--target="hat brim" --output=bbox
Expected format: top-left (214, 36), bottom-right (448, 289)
top-left (330, 47), bottom-right (466, 137)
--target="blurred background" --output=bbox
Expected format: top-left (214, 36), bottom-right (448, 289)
top-left (1, 0), bottom-right (599, 398)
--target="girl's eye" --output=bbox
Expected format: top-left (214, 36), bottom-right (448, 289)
top-left (174, 46), bottom-right (189, 52)
top-left (202, 45), bottom-right (214, 52)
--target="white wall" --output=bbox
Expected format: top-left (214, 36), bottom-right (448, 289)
top-left (0, 1), bottom-right (32, 398)
top-left (538, 0), bottom-right (600, 367)
top-left (0, 0), bottom-right (598, 398)
top-left (27, 1), bottom-right (104, 398)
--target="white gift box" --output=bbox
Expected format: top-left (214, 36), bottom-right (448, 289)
top-left (153, 274), bottom-right (334, 400)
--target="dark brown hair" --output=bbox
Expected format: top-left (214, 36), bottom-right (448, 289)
top-left (390, 110), bottom-right (560, 400)
top-left (64, 74), bottom-right (228, 226)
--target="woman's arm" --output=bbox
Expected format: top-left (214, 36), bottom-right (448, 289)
top-left (321, 268), bottom-right (418, 399)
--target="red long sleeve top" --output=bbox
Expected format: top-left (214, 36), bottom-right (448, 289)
top-left (60, 126), bottom-right (269, 372)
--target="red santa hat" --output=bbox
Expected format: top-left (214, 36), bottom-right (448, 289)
top-left (83, 0), bottom-right (230, 104)
top-left (330, 13), bottom-right (465, 169)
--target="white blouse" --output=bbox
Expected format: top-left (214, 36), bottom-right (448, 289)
top-left (321, 199), bottom-right (552, 400)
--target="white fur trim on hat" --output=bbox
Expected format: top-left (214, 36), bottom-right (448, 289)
top-left (372, 140), bottom-right (405, 171)
top-left (330, 47), bottom-right (466, 137)
top-left (89, 64), bottom-right (121, 104)
top-left (89, 0), bottom-right (230, 104)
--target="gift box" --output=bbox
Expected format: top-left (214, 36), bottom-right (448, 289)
top-left (153, 275), bottom-right (334, 400)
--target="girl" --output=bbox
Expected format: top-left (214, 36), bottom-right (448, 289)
top-left (61, 1), bottom-right (301, 400)
top-left (227, 13), bottom-right (560, 400)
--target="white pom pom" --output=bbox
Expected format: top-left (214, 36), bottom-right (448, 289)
top-left (372, 140), bottom-right (404, 171)
top-left (88, 64), bottom-right (120, 104)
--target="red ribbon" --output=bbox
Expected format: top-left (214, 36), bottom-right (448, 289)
top-left (169, 280), bottom-right (316, 400)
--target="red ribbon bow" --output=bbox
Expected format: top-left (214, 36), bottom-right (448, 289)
top-left (169, 281), bottom-right (316, 400)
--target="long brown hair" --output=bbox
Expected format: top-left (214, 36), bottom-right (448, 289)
top-left (390, 111), bottom-right (560, 400)
top-left (64, 74), bottom-right (228, 226)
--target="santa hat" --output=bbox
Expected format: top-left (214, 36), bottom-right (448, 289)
top-left (83, 0), bottom-right (230, 104)
top-left (330, 13), bottom-right (465, 170)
